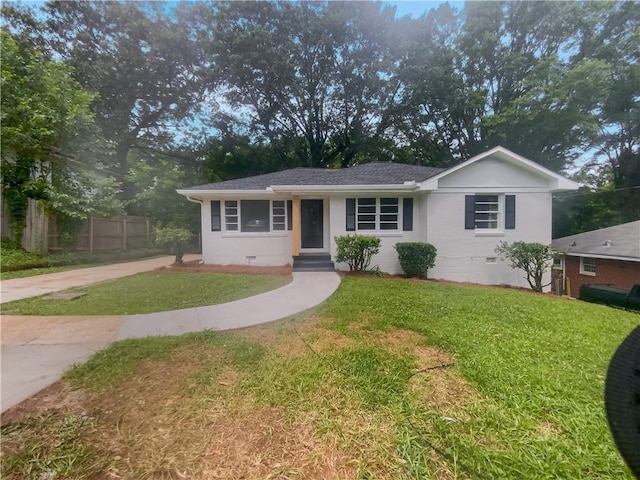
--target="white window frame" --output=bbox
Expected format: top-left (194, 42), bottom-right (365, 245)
top-left (271, 200), bottom-right (287, 231)
top-left (355, 197), bottom-right (399, 232)
top-left (223, 199), bottom-right (288, 234)
top-left (580, 257), bottom-right (596, 276)
top-left (224, 200), bottom-right (239, 231)
top-left (474, 194), bottom-right (500, 230)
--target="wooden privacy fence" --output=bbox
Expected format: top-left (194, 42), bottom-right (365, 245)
top-left (48, 215), bottom-right (150, 252)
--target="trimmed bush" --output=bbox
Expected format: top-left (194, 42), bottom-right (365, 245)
top-left (394, 242), bottom-right (437, 278)
top-left (335, 234), bottom-right (381, 271)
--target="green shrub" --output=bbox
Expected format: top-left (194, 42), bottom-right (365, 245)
top-left (154, 226), bottom-right (193, 265)
top-left (394, 242), bottom-right (437, 278)
top-left (334, 234), bottom-right (381, 271)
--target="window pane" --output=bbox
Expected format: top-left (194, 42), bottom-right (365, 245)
top-left (380, 214), bottom-right (398, 222)
top-left (380, 198), bottom-right (398, 205)
top-left (358, 205), bottom-right (376, 214)
top-left (224, 201), bottom-right (239, 231)
top-left (380, 223), bottom-right (397, 230)
top-left (358, 222), bottom-right (375, 230)
top-left (582, 258), bottom-right (596, 273)
top-left (358, 214), bottom-right (376, 222)
top-left (474, 195), bottom-right (499, 229)
top-left (359, 198), bottom-right (376, 205)
top-left (380, 205), bottom-right (398, 213)
top-left (241, 200), bottom-right (270, 232)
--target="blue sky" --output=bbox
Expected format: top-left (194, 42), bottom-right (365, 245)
top-left (384, 1), bottom-right (466, 18)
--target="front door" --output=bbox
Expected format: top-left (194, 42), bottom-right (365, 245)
top-left (301, 199), bottom-right (323, 249)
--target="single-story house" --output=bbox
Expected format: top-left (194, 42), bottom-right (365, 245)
top-left (178, 146), bottom-right (579, 289)
top-left (552, 221), bottom-right (640, 295)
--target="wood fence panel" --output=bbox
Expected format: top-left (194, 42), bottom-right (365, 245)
top-left (47, 215), bottom-right (150, 252)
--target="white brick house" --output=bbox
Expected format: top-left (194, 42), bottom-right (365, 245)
top-left (178, 146), bottom-right (578, 288)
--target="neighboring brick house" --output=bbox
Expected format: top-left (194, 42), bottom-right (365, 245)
top-left (552, 221), bottom-right (640, 296)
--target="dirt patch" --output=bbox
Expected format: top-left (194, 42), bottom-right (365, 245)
top-left (1, 381), bottom-right (88, 427)
top-left (235, 316), bottom-right (356, 358)
top-left (369, 327), bottom-right (426, 353)
top-left (534, 420), bottom-right (562, 439)
top-left (199, 404), bottom-right (358, 479)
top-left (163, 260), bottom-right (292, 276)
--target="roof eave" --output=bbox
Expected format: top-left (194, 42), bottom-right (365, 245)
top-left (176, 189), bottom-right (279, 198)
top-left (271, 183), bottom-right (418, 194)
top-left (558, 251), bottom-right (640, 262)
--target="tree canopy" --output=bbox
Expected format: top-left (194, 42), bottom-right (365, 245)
top-left (1, 0), bottom-right (638, 240)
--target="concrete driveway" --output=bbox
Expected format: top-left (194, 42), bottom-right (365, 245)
top-left (0, 258), bottom-right (341, 413)
top-left (1, 255), bottom-right (195, 411)
top-left (1, 315), bottom-right (122, 411)
top-left (1, 255), bottom-right (199, 304)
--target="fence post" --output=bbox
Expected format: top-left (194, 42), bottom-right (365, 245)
top-left (122, 217), bottom-right (127, 250)
top-left (89, 216), bottom-right (94, 253)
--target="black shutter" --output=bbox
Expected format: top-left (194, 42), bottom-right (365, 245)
top-left (403, 198), bottom-right (413, 231)
top-left (211, 200), bottom-right (221, 231)
top-left (505, 195), bottom-right (516, 229)
top-left (464, 195), bottom-right (475, 230)
top-left (346, 198), bottom-right (356, 231)
top-left (287, 200), bottom-right (292, 230)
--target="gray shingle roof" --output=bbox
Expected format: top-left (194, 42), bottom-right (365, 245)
top-left (552, 221), bottom-right (640, 261)
top-left (183, 162), bottom-right (445, 191)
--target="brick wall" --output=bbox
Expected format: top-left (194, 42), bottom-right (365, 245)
top-left (564, 255), bottom-right (640, 296)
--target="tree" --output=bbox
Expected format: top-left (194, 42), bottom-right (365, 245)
top-left (154, 226), bottom-right (193, 266)
top-left (495, 241), bottom-right (555, 292)
top-left (126, 149), bottom-right (201, 232)
top-left (0, 29), bottom-right (112, 245)
top-left (203, 1), bottom-right (401, 167)
top-left (575, 1), bottom-right (640, 224)
top-left (45, 0), bottom-right (206, 202)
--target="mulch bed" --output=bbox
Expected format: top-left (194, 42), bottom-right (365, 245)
top-left (161, 260), bottom-right (292, 276)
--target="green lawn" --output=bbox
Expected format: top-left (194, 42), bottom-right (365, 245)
top-left (2, 276), bottom-right (637, 479)
top-left (0, 271), bottom-right (291, 315)
top-left (0, 244), bottom-right (166, 279)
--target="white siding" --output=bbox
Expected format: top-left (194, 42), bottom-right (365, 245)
top-left (425, 191), bottom-right (552, 289)
top-left (329, 195), bottom-right (421, 274)
top-left (200, 198), bottom-right (293, 267)
top-left (438, 157), bottom-right (550, 188)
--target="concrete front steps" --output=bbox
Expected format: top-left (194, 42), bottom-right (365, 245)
top-left (293, 253), bottom-right (335, 272)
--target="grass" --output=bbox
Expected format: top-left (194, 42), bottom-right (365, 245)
top-left (2, 276), bottom-right (637, 479)
top-left (0, 271), bottom-right (291, 315)
top-left (0, 240), bottom-right (167, 279)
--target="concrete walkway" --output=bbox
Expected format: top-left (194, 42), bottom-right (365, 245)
top-left (1, 268), bottom-right (341, 413)
top-left (1, 255), bottom-right (200, 304)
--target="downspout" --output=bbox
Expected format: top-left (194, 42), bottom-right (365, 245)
top-left (184, 196), bottom-right (203, 258)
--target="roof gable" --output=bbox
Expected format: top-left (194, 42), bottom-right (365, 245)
top-left (419, 146), bottom-right (579, 192)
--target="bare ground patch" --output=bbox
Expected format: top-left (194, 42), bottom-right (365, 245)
top-left (235, 315), bottom-right (356, 358)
